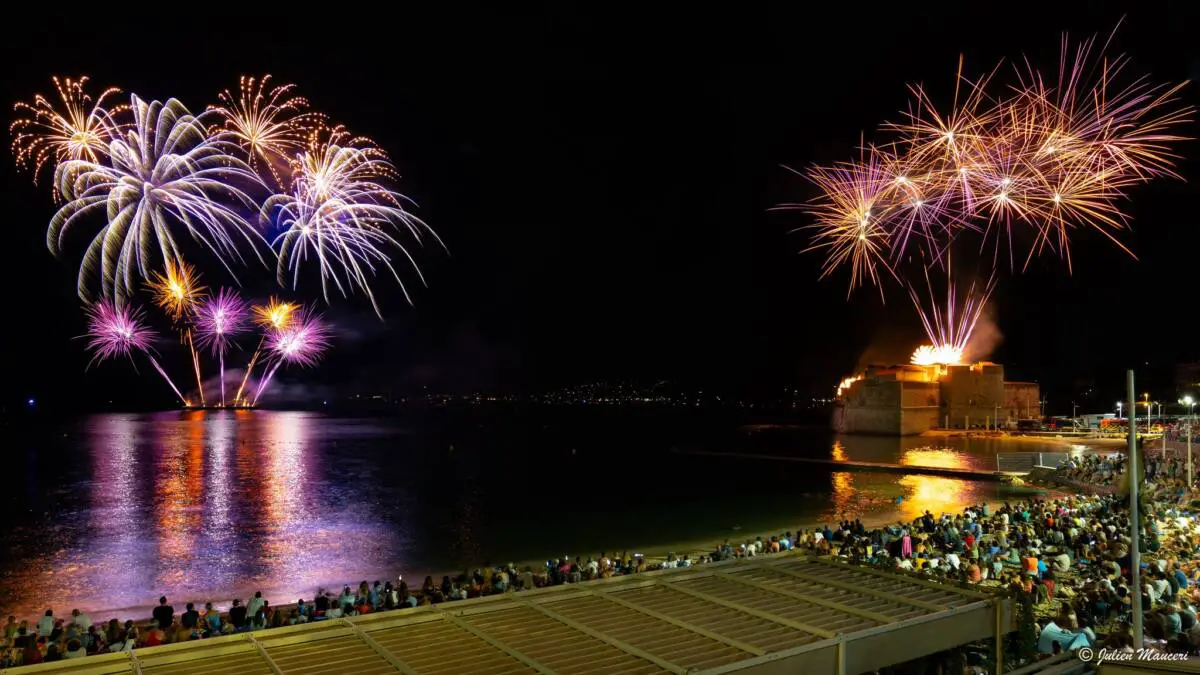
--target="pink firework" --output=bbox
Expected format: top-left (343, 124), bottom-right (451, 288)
top-left (194, 288), bottom-right (250, 355)
top-left (253, 311), bottom-right (331, 405)
top-left (85, 301), bottom-right (154, 363)
top-left (266, 311), bottom-right (331, 367)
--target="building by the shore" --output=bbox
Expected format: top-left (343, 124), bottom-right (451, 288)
top-left (833, 362), bottom-right (1039, 435)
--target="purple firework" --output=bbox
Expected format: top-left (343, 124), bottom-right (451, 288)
top-left (85, 301), bottom-right (154, 363)
top-left (266, 311), bottom-right (331, 367)
top-left (194, 288), bottom-right (249, 354)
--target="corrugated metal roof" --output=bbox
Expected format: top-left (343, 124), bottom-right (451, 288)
top-left (0, 553), bottom-right (1003, 675)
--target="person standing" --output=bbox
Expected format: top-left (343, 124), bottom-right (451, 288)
top-left (36, 610), bottom-right (54, 638)
top-left (246, 592), bottom-right (265, 621)
top-left (152, 597), bottom-right (174, 631)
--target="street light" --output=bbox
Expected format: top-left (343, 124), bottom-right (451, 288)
top-left (1117, 401), bottom-right (1123, 420)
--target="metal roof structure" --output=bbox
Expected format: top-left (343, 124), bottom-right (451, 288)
top-left (2, 553), bottom-right (1011, 675)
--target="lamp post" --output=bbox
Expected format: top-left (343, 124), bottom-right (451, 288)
top-left (1072, 401), bottom-right (1078, 428)
top-left (1182, 395), bottom-right (1196, 488)
top-left (1117, 401), bottom-right (1123, 427)
top-left (1128, 371), bottom-right (1143, 649)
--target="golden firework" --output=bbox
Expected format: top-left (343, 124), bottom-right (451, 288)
top-left (10, 76), bottom-right (125, 188)
top-left (149, 261), bottom-right (207, 321)
top-left (252, 297), bottom-right (299, 331)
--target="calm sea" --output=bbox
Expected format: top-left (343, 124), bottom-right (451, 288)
top-left (0, 408), bottom-right (1065, 619)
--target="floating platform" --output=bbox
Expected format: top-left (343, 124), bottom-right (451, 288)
top-left (181, 405), bottom-right (258, 411)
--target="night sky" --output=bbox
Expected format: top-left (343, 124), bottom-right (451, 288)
top-left (3, 4), bottom-right (1199, 412)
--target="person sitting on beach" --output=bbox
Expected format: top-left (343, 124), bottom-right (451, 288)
top-left (44, 642), bottom-right (61, 662)
top-left (338, 586), bottom-right (356, 610)
top-left (85, 625), bottom-right (105, 654)
top-left (143, 622), bottom-right (165, 647)
top-left (180, 602), bottom-right (199, 631)
top-left (105, 626), bottom-right (134, 652)
top-left (202, 603), bottom-right (220, 635)
top-left (22, 640), bottom-right (44, 665)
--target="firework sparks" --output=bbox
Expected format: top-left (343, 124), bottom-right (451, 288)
top-left (147, 260), bottom-right (209, 405)
top-left (49, 95), bottom-right (269, 304)
top-left (252, 296), bottom-right (299, 331)
top-left (84, 301), bottom-right (188, 404)
top-left (233, 297), bottom-right (300, 406)
top-left (794, 34), bottom-right (1190, 293)
top-left (907, 266), bottom-right (996, 366)
top-left (268, 125), bottom-right (443, 317)
top-left (149, 261), bottom-right (207, 321)
top-left (253, 310), bottom-right (331, 404)
top-left (84, 301), bottom-right (154, 363)
top-left (209, 75), bottom-right (322, 189)
top-left (910, 344), bottom-right (965, 367)
top-left (10, 76), bottom-right (125, 188)
top-left (266, 310), bottom-right (331, 368)
top-left (195, 288), bottom-right (250, 353)
top-left (195, 288), bottom-right (249, 406)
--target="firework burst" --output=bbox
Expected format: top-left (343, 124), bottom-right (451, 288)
top-left (148, 260), bottom-right (207, 321)
top-left (795, 33), bottom-right (1190, 294)
top-left (195, 288), bottom-right (249, 406)
top-left (253, 310), bottom-right (331, 404)
top-left (84, 301), bottom-right (189, 403)
top-left (195, 288), bottom-right (249, 354)
top-left (10, 76), bottom-right (125, 188)
top-left (267, 124), bottom-right (442, 317)
top-left (84, 301), bottom-right (154, 363)
top-left (49, 95), bottom-right (269, 304)
top-left (907, 267), bottom-right (996, 367)
top-left (267, 310), bottom-right (330, 368)
top-left (209, 74), bottom-right (322, 189)
top-left (252, 296), bottom-right (299, 331)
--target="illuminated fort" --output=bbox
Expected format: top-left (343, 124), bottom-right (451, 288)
top-left (833, 362), bottom-right (1039, 436)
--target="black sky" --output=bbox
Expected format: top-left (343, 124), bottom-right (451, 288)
top-left (3, 3), bottom-right (1199, 411)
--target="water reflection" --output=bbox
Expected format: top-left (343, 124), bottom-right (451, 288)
top-left (4, 412), bottom-right (402, 619)
top-left (823, 439), bottom-right (993, 525)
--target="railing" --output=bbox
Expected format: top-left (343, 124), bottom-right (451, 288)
top-left (995, 452), bottom-right (1072, 474)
